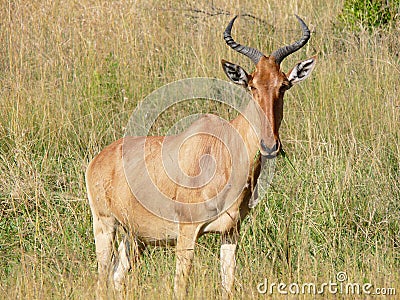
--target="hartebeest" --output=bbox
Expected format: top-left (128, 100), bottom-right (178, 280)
top-left (86, 15), bottom-right (316, 298)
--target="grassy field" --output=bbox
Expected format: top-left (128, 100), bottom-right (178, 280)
top-left (0, 0), bottom-right (399, 299)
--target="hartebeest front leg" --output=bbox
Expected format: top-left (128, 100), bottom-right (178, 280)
top-left (174, 224), bottom-right (199, 299)
top-left (220, 228), bottom-right (239, 299)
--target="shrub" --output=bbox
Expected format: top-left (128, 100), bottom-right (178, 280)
top-left (337, 0), bottom-right (399, 31)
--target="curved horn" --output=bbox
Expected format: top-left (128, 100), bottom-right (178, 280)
top-left (224, 16), bottom-right (264, 65)
top-left (271, 15), bottom-right (310, 65)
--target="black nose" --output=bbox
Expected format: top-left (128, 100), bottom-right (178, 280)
top-left (260, 139), bottom-right (280, 159)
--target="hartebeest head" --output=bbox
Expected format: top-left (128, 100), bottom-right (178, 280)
top-left (222, 15), bottom-right (316, 158)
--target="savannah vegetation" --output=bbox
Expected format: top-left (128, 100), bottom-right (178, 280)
top-left (0, 0), bottom-right (399, 299)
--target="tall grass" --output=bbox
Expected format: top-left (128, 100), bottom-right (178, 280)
top-left (0, 0), bottom-right (398, 299)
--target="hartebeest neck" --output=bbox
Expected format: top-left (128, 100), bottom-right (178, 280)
top-left (230, 99), bottom-right (267, 166)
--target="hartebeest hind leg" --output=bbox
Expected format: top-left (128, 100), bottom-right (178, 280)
top-left (174, 224), bottom-right (200, 299)
top-left (91, 214), bottom-right (118, 295)
top-left (220, 228), bottom-right (239, 299)
top-left (113, 233), bottom-right (145, 293)
top-left (113, 234), bottom-right (131, 292)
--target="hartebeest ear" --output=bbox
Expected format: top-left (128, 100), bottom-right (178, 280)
top-left (287, 56), bottom-right (317, 86)
top-left (221, 59), bottom-right (250, 87)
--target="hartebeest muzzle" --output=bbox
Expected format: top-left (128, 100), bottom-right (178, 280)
top-left (260, 138), bottom-right (281, 159)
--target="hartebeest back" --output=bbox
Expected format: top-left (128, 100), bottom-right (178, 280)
top-left (86, 15), bottom-right (316, 299)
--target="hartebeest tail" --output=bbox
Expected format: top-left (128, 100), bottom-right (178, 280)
top-left (86, 15), bottom-right (316, 299)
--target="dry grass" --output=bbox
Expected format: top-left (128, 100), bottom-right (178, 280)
top-left (0, 0), bottom-right (399, 299)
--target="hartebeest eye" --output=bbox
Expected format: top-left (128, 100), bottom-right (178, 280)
top-left (280, 81), bottom-right (291, 92)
